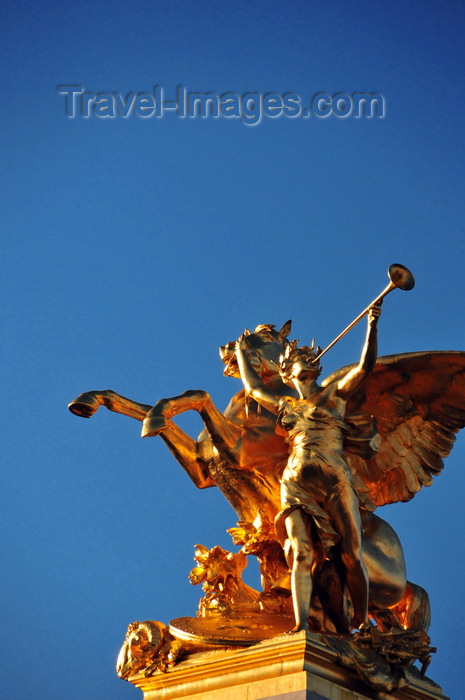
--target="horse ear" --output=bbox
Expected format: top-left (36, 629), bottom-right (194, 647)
top-left (278, 320), bottom-right (292, 339)
top-left (243, 328), bottom-right (251, 336)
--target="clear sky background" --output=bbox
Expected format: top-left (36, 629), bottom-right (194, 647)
top-left (2, 1), bottom-right (465, 699)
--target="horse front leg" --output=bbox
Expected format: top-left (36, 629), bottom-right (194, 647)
top-left (69, 390), bottom-right (216, 489)
top-left (142, 390), bottom-right (242, 464)
top-left (158, 422), bottom-right (216, 489)
top-left (68, 390), bottom-right (152, 421)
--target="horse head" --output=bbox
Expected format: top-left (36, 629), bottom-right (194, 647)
top-left (219, 320), bottom-right (292, 381)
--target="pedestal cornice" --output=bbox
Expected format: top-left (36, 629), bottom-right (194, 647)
top-left (126, 630), bottom-right (447, 700)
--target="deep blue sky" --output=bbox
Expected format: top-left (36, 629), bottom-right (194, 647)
top-left (2, 1), bottom-right (465, 698)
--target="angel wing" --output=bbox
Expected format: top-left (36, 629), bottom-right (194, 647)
top-left (322, 352), bottom-right (465, 508)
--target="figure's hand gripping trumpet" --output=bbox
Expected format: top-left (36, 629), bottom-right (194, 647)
top-left (313, 263), bottom-right (415, 364)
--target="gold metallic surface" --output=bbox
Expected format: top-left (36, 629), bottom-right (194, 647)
top-left (69, 266), bottom-right (465, 693)
top-left (314, 263), bottom-right (415, 363)
top-left (189, 544), bottom-right (261, 617)
top-left (169, 613), bottom-right (295, 646)
top-left (125, 629), bottom-right (447, 700)
top-left (235, 306), bottom-right (383, 633)
top-left (117, 621), bottom-right (175, 679)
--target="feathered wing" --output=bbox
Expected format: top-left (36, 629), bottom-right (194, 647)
top-left (322, 352), bottom-right (465, 508)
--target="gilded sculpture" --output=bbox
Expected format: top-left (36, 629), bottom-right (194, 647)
top-left (235, 304), bottom-right (382, 635)
top-left (69, 264), bottom-right (465, 691)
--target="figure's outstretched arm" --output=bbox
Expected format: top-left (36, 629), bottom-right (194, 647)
top-left (235, 338), bottom-right (280, 414)
top-left (336, 305), bottom-right (380, 400)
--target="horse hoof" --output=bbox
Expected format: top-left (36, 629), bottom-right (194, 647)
top-left (68, 393), bottom-right (99, 417)
top-left (141, 415), bottom-right (168, 437)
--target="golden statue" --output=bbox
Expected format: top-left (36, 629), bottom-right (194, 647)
top-left (235, 304), bottom-right (381, 634)
top-left (69, 264), bottom-right (465, 690)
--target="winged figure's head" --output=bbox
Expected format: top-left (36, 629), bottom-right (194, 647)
top-left (278, 340), bottom-right (323, 383)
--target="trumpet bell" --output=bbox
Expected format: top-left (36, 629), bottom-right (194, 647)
top-left (312, 262), bottom-right (415, 364)
top-left (388, 263), bottom-right (415, 291)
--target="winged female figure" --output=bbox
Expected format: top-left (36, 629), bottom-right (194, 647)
top-left (235, 306), bottom-right (382, 632)
top-left (235, 307), bottom-right (465, 634)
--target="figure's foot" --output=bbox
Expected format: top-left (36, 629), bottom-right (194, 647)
top-left (353, 620), bottom-right (377, 642)
top-left (289, 623), bottom-right (309, 633)
top-left (358, 620), bottom-right (373, 632)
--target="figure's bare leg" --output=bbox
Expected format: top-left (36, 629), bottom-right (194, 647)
top-left (330, 493), bottom-right (369, 629)
top-left (69, 390), bottom-right (151, 420)
top-left (344, 560), bottom-right (369, 629)
top-left (285, 509), bottom-right (314, 632)
top-left (314, 558), bottom-right (351, 634)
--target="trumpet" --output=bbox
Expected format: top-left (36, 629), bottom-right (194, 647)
top-left (313, 263), bottom-right (415, 364)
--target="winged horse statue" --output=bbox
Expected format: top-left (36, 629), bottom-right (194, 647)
top-left (69, 266), bottom-right (465, 646)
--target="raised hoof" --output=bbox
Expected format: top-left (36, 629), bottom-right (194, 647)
top-left (141, 414), bottom-right (168, 437)
top-left (68, 393), bottom-right (100, 417)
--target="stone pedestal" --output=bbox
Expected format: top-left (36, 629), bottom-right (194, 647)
top-left (124, 630), bottom-right (448, 700)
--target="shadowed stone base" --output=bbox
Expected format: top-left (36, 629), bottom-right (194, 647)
top-left (124, 630), bottom-right (448, 700)
top-left (259, 692), bottom-right (331, 700)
